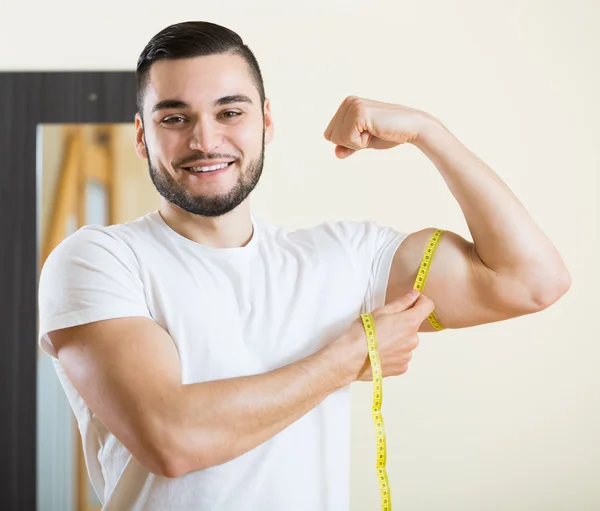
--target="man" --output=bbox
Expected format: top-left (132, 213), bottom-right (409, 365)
top-left (38, 20), bottom-right (570, 511)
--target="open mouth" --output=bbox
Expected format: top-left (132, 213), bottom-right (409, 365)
top-left (182, 161), bottom-right (235, 174)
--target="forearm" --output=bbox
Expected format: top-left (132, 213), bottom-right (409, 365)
top-left (157, 341), bottom-right (359, 477)
top-left (413, 118), bottom-right (571, 301)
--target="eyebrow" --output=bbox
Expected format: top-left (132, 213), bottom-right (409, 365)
top-left (151, 94), bottom-right (254, 114)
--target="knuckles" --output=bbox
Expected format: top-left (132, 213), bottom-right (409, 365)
top-left (345, 96), bottom-right (367, 118)
top-left (343, 95), bottom-right (360, 106)
top-left (325, 96), bottom-right (367, 144)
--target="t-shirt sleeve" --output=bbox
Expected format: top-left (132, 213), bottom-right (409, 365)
top-left (38, 226), bottom-right (153, 358)
top-left (328, 220), bottom-right (408, 314)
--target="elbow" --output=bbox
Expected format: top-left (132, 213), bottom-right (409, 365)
top-left (141, 444), bottom-right (187, 479)
top-left (151, 456), bottom-right (189, 480)
top-left (132, 420), bottom-right (207, 479)
top-left (131, 435), bottom-right (189, 479)
top-left (153, 445), bottom-right (219, 479)
top-left (530, 268), bottom-right (572, 311)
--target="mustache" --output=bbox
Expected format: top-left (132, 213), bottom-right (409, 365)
top-left (176, 153), bottom-right (240, 167)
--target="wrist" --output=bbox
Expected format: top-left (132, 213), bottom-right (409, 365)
top-left (411, 113), bottom-right (449, 151)
top-left (321, 333), bottom-right (368, 386)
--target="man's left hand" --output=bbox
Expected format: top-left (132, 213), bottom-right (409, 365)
top-left (323, 96), bottom-right (438, 159)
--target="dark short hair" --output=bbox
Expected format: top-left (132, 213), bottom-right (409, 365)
top-left (136, 21), bottom-right (265, 116)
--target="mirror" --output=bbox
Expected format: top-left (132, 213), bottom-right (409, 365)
top-left (37, 123), bottom-right (159, 511)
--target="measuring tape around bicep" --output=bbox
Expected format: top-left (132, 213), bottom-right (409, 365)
top-left (359, 228), bottom-right (446, 511)
top-left (412, 229), bottom-right (446, 331)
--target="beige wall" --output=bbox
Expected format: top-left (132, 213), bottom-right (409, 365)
top-left (13, 1), bottom-right (599, 509)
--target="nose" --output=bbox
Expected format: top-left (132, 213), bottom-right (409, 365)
top-left (189, 117), bottom-right (223, 153)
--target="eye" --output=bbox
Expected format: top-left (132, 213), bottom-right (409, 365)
top-left (219, 111), bottom-right (242, 119)
top-left (162, 116), bottom-right (186, 124)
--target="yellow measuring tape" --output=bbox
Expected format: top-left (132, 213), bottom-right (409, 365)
top-left (360, 229), bottom-right (446, 510)
top-left (412, 229), bottom-right (446, 331)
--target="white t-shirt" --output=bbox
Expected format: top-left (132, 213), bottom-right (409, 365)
top-left (38, 210), bottom-right (407, 511)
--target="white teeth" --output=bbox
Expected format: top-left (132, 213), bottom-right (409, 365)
top-left (188, 162), bottom-right (230, 172)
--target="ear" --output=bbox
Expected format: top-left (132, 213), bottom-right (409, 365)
top-left (263, 98), bottom-right (275, 145)
top-left (134, 113), bottom-right (148, 160)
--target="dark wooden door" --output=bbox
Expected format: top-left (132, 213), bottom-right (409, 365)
top-left (0, 71), bottom-right (136, 511)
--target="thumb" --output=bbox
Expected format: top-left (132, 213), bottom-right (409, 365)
top-left (382, 289), bottom-right (421, 313)
top-left (335, 145), bottom-right (356, 159)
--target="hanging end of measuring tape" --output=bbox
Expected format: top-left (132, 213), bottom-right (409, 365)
top-left (360, 313), bottom-right (393, 511)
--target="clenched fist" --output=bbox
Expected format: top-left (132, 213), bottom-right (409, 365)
top-left (323, 95), bottom-right (440, 159)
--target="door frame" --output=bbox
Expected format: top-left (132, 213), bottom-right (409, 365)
top-left (0, 71), bottom-right (137, 511)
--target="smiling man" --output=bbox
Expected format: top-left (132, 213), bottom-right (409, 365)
top-left (37, 21), bottom-right (571, 511)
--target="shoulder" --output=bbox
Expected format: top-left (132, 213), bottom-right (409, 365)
top-left (259, 217), bottom-right (406, 263)
top-left (271, 219), bottom-right (375, 244)
top-left (41, 212), bottom-right (158, 276)
top-left (259, 216), bottom-right (404, 245)
top-left (257, 219), bottom-right (357, 254)
top-left (304, 219), bottom-right (406, 253)
top-left (44, 224), bottom-right (130, 265)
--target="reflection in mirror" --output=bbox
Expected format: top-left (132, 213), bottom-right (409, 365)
top-left (36, 124), bottom-right (159, 511)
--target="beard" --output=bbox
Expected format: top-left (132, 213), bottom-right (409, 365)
top-left (145, 130), bottom-right (265, 218)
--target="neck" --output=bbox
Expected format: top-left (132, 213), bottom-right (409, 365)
top-left (158, 198), bottom-right (254, 249)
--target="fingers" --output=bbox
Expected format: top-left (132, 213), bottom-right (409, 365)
top-left (323, 100), bottom-right (347, 142)
top-left (335, 145), bottom-right (356, 159)
top-left (406, 294), bottom-right (436, 323)
top-left (323, 117), bottom-right (335, 142)
top-left (381, 289), bottom-right (421, 313)
top-left (377, 291), bottom-right (435, 327)
top-left (324, 96), bottom-right (369, 156)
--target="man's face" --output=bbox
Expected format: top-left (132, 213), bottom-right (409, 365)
top-left (135, 53), bottom-right (274, 217)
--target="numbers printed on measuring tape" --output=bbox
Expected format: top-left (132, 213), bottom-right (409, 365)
top-left (359, 228), bottom-right (445, 511)
top-left (361, 311), bottom-right (391, 511)
top-left (414, 229), bottom-right (446, 331)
